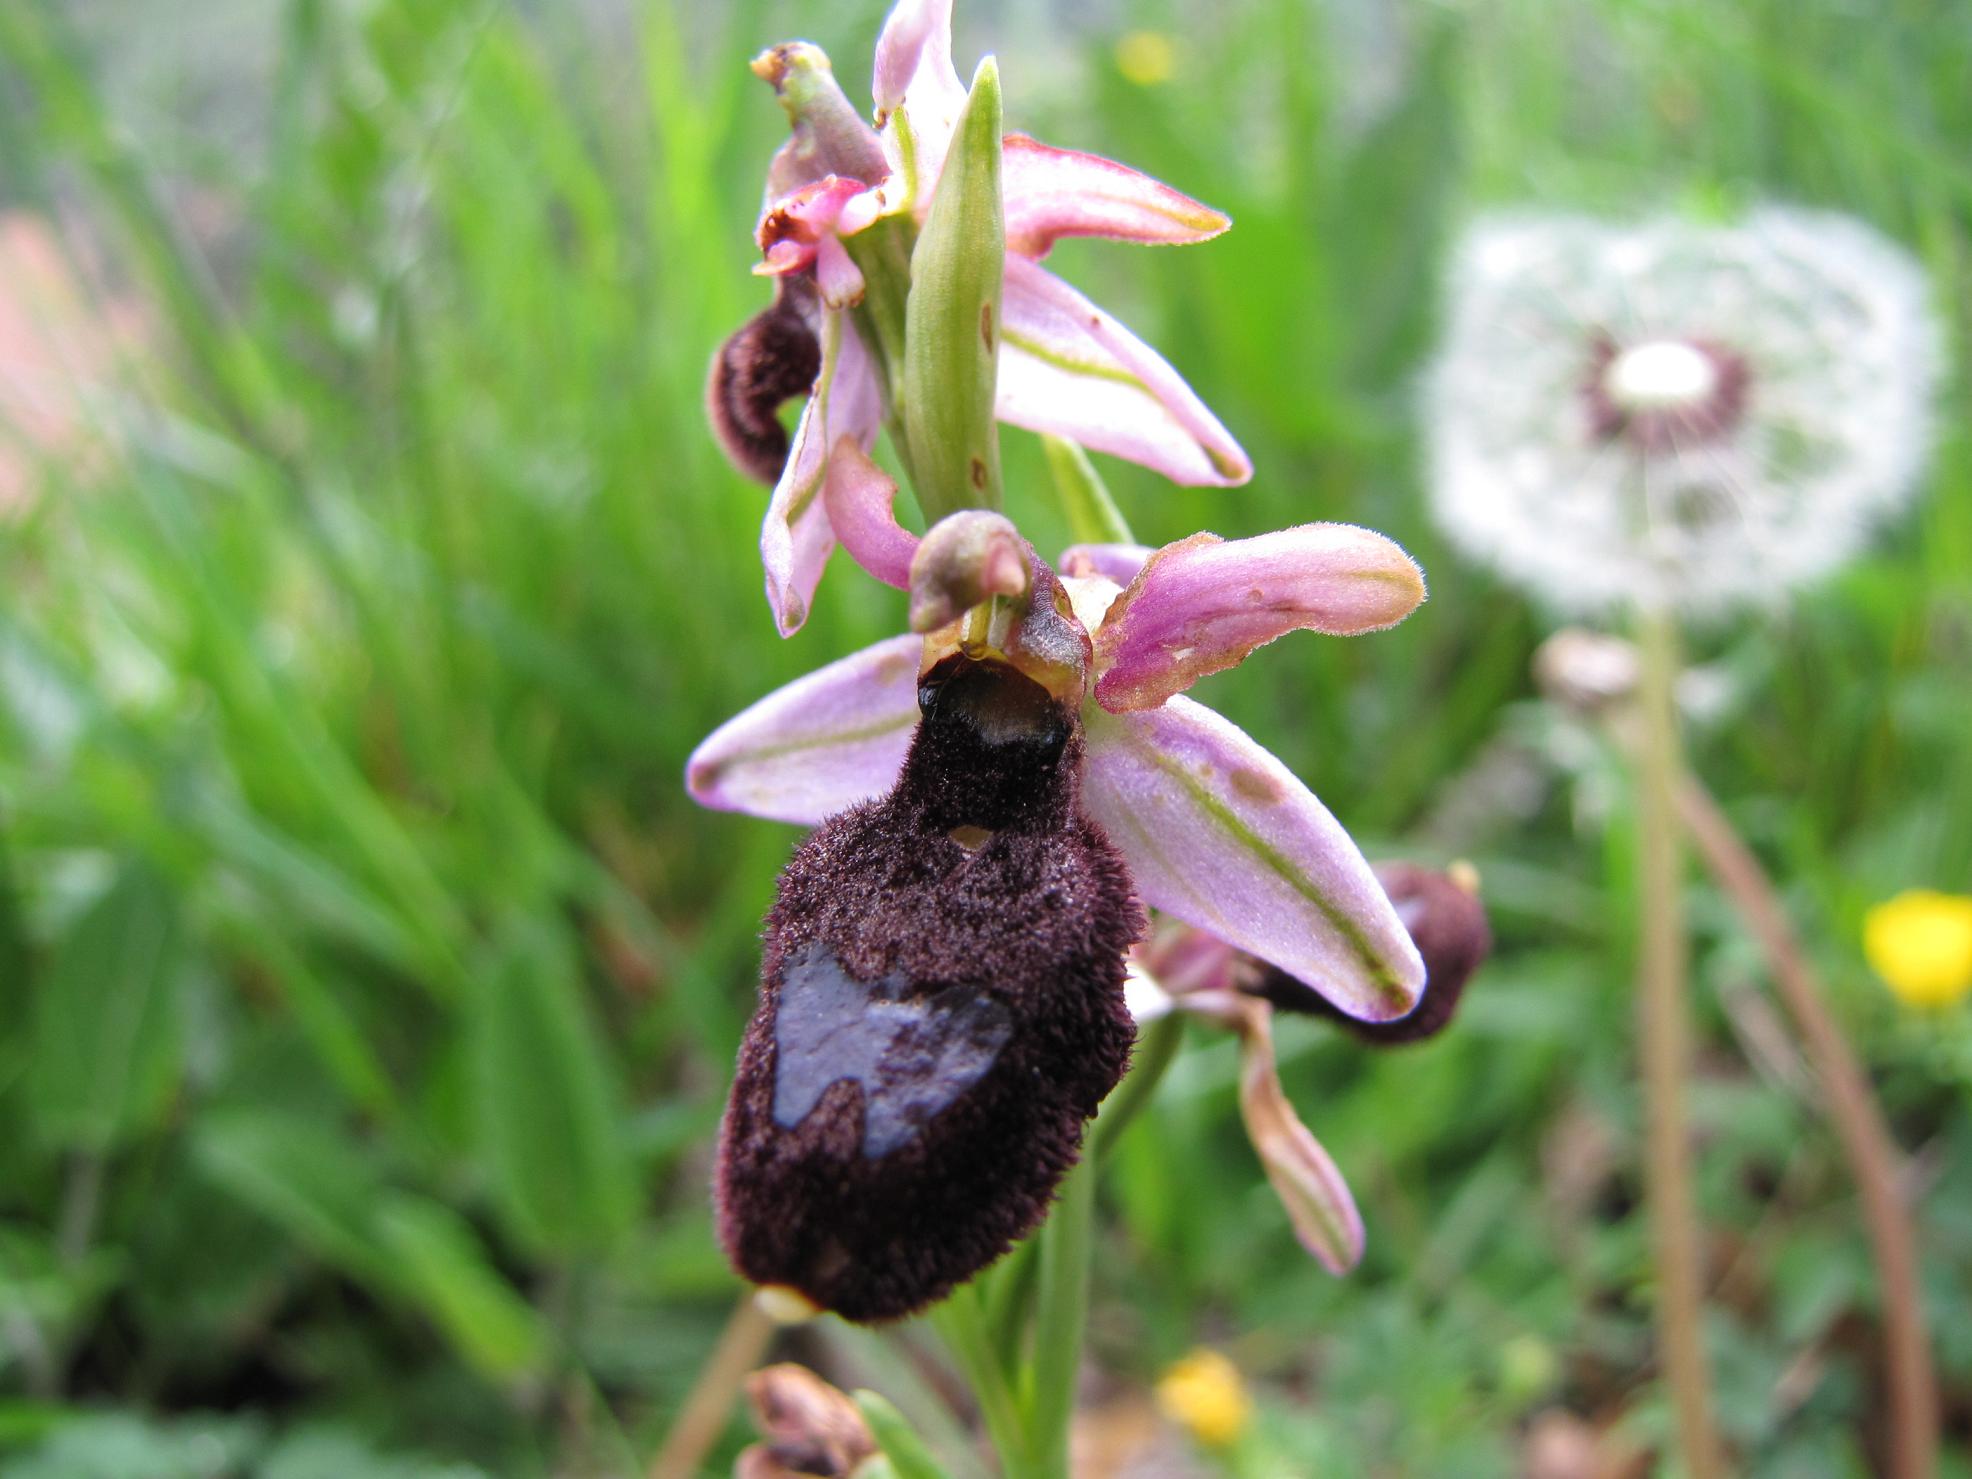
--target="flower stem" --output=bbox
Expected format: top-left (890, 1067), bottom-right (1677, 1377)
top-left (1041, 435), bottom-right (1133, 546)
top-left (1633, 609), bottom-right (1725, 1479)
top-left (931, 1287), bottom-right (1031, 1473)
top-left (1675, 775), bottom-right (1937, 1479)
top-left (1022, 1154), bottom-right (1093, 1479)
top-left (645, 1291), bottom-right (776, 1479)
top-left (1093, 1013), bottom-right (1184, 1161)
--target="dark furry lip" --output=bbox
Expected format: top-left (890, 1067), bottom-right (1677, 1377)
top-left (715, 655), bottom-right (1144, 1322)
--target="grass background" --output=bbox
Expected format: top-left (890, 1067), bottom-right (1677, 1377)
top-left (0, 0), bottom-right (1968, 1472)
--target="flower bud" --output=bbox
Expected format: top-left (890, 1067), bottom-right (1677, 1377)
top-left (751, 43), bottom-right (888, 190)
top-left (1255, 862), bottom-right (1490, 1044)
top-left (907, 510), bottom-right (1028, 632)
top-left (716, 656), bottom-right (1141, 1321)
top-left (736, 1363), bottom-right (877, 1479)
top-left (708, 286), bottom-right (823, 485)
top-left (900, 57), bottom-right (1005, 521)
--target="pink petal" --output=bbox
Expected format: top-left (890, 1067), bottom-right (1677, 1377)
top-left (1060, 542), bottom-right (1153, 585)
top-left (760, 317), bottom-right (885, 637)
top-left (1092, 524), bottom-right (1427, 712)
top-left (1230, 996), bottom-right (1364, 1273)
top-left (1001, 134), bottom-right (1230, 258)
top-left (685, 634), bottom-right (923, 826)
top-left (814, 236), bottom-right (866, 309)
top-left (760, 393), bottom-right (836, 638)
top-left (1079, 697), bottom-right (1424, 1022)
top-left (823, 438), bottom-right (916, 591)
top-left (872, 0), bottom-right (966, 213)
top-left (997, 256), bottom-right (1251, 487)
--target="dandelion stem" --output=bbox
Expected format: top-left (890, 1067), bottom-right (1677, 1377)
top-left (1633, 609), bottom-right (1725, 1479)
top-left (645, 1291), bottom-right (776, 1479)
top-left (1676, 775), bottom-right (1937, 1479)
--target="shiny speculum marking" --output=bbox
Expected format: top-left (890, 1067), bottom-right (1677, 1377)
top-left (771, 942), bottom-right (1014, 1158)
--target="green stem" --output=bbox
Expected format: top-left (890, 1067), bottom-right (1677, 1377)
top-left (1041, 435), bottom-right (1134, 547)
top-left (931, 1287), bottom-right (1030, 1474)
top-left (1633, 609), bottom-right (1725, 1479)
top-left (1094, 1014), bottom-right (1184, 1161)
top-left (1022, 1156), bottom-right (1093, 1479)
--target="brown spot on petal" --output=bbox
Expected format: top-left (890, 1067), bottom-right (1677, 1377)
top-left (1229, 767), bottom-right (1283, 805)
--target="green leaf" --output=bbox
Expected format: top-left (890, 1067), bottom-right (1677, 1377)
top-left (853, 1390), bottom-right (953, 1479)
top-left (902, 56), bottom-right (1004, 523)
top-left (373, 1195), bottom-right (549, 1381)
top-left (194, 1109), bottom-right (394, 1284)
top-left (470, 919), bottom-right (635, 1254)
top-left (28, 864), bottom-right (184, 1152)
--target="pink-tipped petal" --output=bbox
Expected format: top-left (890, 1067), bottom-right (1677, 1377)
top-left (1060, 542), bottom-right (1153, 586)
top-left (997, 256), bottom-right (1251, 487)
top-left (760, 317), bottom-right (884, 637)
top-left (1080, 698), bottom-right (1424, 1022)
top-left (815, 236), bottom-right (866, 309)
top-left (823, 438), bottom-right (916, 591)
top-left (685, 634), bottom-right (923, 826)
top-left (1231, 996), bottom-right (1365, 1273)
top-left (760, 393), bottom-right (836, 638)
top-left (1091, 524), bottom-right (1427, 711)
top-left (873, 0), bottom-right (966, 212)
top-left (1001, 134), bottom-right (1230, 258)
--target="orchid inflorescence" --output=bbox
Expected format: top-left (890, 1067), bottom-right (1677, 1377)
top-left (691, 0), bottom-right (1484, 1325)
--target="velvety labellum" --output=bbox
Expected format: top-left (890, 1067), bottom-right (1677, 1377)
top-left (716, 657), bottom-right (1141, 1322)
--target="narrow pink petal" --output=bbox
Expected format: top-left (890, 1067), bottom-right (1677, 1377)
top-left (823, 438), bottom-right (916, 590)
top-left (1080, 698), bottom-right (1424, 1022)
top-left (1001, 134), bottom-right (1230, 258)
top-left (873, 0), bottom-right (966, 213)
top-left (1231, 996), bottom-right (1364, 1273)
top-left (685, 634), bottom-right (923, 826)
top-left (1060, 542), bottom-right (1153, 586)
top-left (997, 256), bottom-right (1251, 487)
top-left (815, 236), bottom-right (866, 309)
top-left (760, 391), bottom-right (836, 638)
top-left (1092, 524), bottom-right (1427, 711)
top-left (760, 317), bottom-right (884, 637)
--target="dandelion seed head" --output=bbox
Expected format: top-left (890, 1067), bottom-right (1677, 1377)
top-left (1426, 208), bottom-right (1941, 617)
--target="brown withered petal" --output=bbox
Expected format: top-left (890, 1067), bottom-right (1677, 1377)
top-left (708, 286), bottom-right (824, 485)
top-left (737, 1363), bottom-right (877, 1479)
top-left (716, 656), bottom-right (1142, 1322)
top-left (1255, 862), bottom-right (1491, 1044)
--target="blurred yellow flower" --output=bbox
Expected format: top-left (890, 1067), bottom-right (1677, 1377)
top-left (1864, 890), bottom-right (1972, 1009)
top-left (1155, 1347), bottom-right (1252, 1449)
top-left (1115, 31), bottom-right (1177, 87)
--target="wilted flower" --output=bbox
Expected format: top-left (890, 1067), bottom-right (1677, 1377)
top-left (1864, 889), bottom-right (1972, 1010)
top-left (689, 521), bottom-right (1427, 1318)
top-left (736, 1363), bottom-right (879, 1479)
top-left (709, 0), bottom-right (1251, 635)
top-left (1128, 863), bottom-right (1491, 1271)
top-left (1155, 1348), bottom-right (1252, 1449)
top-left (1426, 208), bottom-right (1939, 616)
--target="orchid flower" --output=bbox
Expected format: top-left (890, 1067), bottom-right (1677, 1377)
top-left (1126, 863), bottom-right (1492, 1274)
top-left (688, 515), bottom-right (1429, 1319)
top-left (708, 0), bottom-right (1252, 638)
